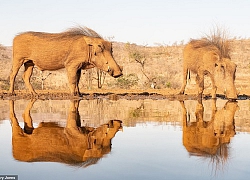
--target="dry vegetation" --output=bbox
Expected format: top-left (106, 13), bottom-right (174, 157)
top-left (0, 37), bottom-right (250, 96)
top-left (202, 25), bottom-right (231, 58)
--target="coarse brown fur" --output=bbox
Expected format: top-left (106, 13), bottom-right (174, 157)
top-left (180, 99), bottom-right (238, 158)
top-left (9, 100), bottom-right (122, 166)
top-left (179, 38), bottom-right (237, 99)
top-left (9, 27), bottom-right (123, 96)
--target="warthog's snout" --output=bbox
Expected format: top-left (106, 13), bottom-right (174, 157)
top-left (108, 65), bottom-right (123, 78)
top-left (225, 87), bottom-right (238, 100)
top-left (113, 74), bottom-right (122, 78)
top-left (112, 71), bottom-right (123, 78)
top-left (119, 65), bottom-right (123, 71)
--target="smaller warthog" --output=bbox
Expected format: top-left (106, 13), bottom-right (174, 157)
top-left (181, 99), bottom-right (238, 157)
top-left (179, 39), bottom-right (237, 99)
top-left (9, 26), bottom-right (123, 96)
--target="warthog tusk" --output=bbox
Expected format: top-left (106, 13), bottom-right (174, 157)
top-left (108, 66), bottom-right (110, 72)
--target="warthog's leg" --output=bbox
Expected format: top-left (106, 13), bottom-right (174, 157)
top-left (209, 74), bottom-right (217, 99)
top-left (196, 73), bottom-right (204, 96)
top-left (195, 98), bottom-right (204, 122)
top-left (9, 100), bottom-right (23, 136)
top-left (179, 101), bottom-right (188, 127)
top-left (9, 58), bottom-right (24, 94)
top-left (66, 67), bottom-right (80, 96)
top-left (22, 99), bottom-right (36, 134)
top-left (23, 62), bottom-right (36, 95)
top-left (179, 67), bottom-right (188, 94)
top-left (75, 69), bottom-right (81, 95)
top-left (66, 100), bottom-right (80, 129)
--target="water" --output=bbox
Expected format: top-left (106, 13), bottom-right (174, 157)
top-left (0, 98), bottom-right (250, 180)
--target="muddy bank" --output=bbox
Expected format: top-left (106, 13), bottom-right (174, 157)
top-left (0, 90), bottom-right (249, 101)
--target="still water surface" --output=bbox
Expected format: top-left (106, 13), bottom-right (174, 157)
top-left (0, 98), bottom-right (249, 180)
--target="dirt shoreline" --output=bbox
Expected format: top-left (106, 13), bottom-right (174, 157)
top-left (1, 89), bottom-right (249, 101)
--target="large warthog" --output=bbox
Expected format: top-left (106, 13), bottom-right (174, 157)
top-left (179, 39), bottom-right (237, 99)
top-left (9, 27), bottom-right (123, 96)
top-left (9, 99), bottom-right (122, 166)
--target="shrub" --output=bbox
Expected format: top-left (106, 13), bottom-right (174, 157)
top-left (0, 80), bottom-right (9, 90)
top-left (115, 73), bottom-right (139, 89)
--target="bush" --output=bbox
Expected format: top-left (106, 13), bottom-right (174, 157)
top-left (0, 80), bottom-right (9, 90)
top-left (115, 73), bottom-right (139, 89)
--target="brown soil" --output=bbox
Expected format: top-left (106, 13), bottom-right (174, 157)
top-left (0, 88), bottom-right (249, 101)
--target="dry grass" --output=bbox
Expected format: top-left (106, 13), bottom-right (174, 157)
top-left (202, 25), bottom-right (231, 58)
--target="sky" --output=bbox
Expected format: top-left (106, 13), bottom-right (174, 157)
top-left (0, 0), bottom-right (250, 46)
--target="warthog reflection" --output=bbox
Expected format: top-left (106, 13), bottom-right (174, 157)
top-left (9, 100), bottom-right (122, 167)
top-left (180, 99), bottom-right (239, 160)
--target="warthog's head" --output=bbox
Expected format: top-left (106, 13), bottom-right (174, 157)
top-left (214, 58), bottom-right (237, 99)
top-left (85, 37), bottom-right (123, 78)
top-left (213, 101), bottom-right (239, 138)
top-left (83, 120), bottom-right (123, 159)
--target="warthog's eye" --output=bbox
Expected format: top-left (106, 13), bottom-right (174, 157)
top-left (215, 63), bottom-right (218, 67)
top-left (94, 45), bottom-right (104, 56)
top-left (98, 45), bottom-right (104, 52)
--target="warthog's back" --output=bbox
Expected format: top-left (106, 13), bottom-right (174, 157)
top-left (183, 39), bottom-right (221, 73)
top-left (12, 125), bottom-right (88, 162)
top-left (13, 31), bottom-right (89, 71)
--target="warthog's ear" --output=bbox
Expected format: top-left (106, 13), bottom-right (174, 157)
top-left (83, 37), bottom-right (104, 54)
top-left (212, 52), bottom-right (220, 63)
top-left (83, 36), bottom-right (94, 46)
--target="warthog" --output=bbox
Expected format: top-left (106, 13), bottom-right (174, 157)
top-left (9, 27), bottom-right (123, 96)
top-left (179, 39), bottom-right (237, 99)
top-left (180, 99), bottom-right (238, 157)
top-left (9, 100), bottom-right (122, 166)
